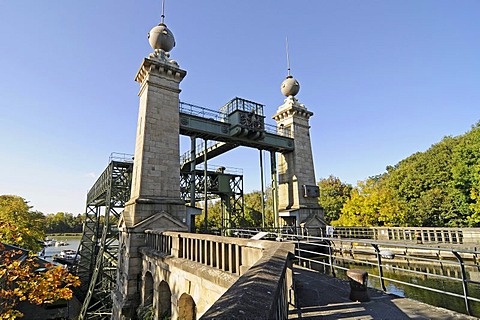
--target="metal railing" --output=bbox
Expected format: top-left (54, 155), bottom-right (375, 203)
top-left (179, 101), bottom-right (227, 122)
top-left (219, 97), bottom-right (265, 116)
top-left (281, 234), bottom-right (480, 317)
top-left (331, 226), bottom-right (479, 245)
top-left (108, 152), bottom-right (134, 163)
top-left (217, 226), bottom-right (324, 238)
top-left (179, 101), bottom-right (292, 138)
top-left (264, 122), bottom-right (292, 137)
top-left (224, 228), bottom-right (480, 317)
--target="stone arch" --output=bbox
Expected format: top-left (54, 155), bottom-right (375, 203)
top-left (143, 271), bottom-right (154, 307)
top-left (158, 281), bottom-right (172, 319)
top-left (138, 271), bottom-right (155, 320)
top-left (178, 293), bottom-right (196, 320)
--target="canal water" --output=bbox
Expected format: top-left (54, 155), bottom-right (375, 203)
top-left (42, 236), bottom-right (81, 262)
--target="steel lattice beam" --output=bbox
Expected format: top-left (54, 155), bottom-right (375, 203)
top-left (180, 169), bottom-right (244, 230)
top-left (75, 158), bottom-right (133, 320)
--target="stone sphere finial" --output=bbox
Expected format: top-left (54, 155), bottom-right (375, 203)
top-left (148, 23), bottom-right (175, 53)
top-left (281, 75), bottom-right (300, 97)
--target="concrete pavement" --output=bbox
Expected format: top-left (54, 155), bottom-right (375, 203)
top-left (290, 266), bottom-right (477, 320)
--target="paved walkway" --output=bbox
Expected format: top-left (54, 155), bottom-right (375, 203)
top-left (290, 266), bottom-right (477, 320)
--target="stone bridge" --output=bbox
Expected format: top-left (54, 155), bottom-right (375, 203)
top-left (138, 231), bottom-right (294, 319)
top-left (77, 9), bottom-right (321, 319)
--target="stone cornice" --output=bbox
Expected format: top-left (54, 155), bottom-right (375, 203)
top-left (272, 96), bottom-right (314, 122)
top-left (272, 104), bottom-right (314, 122)
top-left (135, 57), bottom-right (187, 84)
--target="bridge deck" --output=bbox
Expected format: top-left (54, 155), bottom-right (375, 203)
top-left (290, 265), bottom-right (476, 320)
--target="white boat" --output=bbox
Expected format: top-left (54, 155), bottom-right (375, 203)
top-left (44, 239), bottom-right (56, 246)
top-left (59, 249), bottom-right (77, 260)
top-left (55, 241), bottom-right (69, 247)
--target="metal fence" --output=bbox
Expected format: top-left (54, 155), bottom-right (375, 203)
top-left (229, 228), bottom-right (480, 317)
top-left (331, 226), bottom-right (480, 245)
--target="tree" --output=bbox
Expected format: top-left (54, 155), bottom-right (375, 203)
top-left (0, 196), bottom-right (45, 251)
top-left (195, 200), bottom-right (223, 232)
top-left (317, 176), bottom-right (352, 224)
top-left (44, 212), bottom-right (83, 234)
top-left (333, 123), bottom-right (480, 228)
top-left (333, 176), bottom-right (406, 227)
top-left (0, 221), bottom-right (80, 319)
top-left (194, 187), bottom-right (275, 232)
top-left (468, 163), bottom-right (480, 226)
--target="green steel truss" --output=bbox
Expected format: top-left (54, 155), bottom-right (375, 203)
top-left (76, 155), bottom-right (133, 320)
top-left (180, 168), bottom-right (244, 230)
top-left (75, 97), bottom-right (292, 318)
top-left (178, 97), bottom-right (293, 231)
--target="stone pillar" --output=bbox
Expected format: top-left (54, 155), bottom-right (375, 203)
top-left (272, 96), bottom-right (324, 232)
top-left (112, 56), bottom-right (188, 319)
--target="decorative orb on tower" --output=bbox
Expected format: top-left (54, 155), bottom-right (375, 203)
top-left (148, 23), bottom-right (175, 52)
top-left (281, 75), bottom-right (300, 97)
top-left (146, 0), bottom-right (178, 65)
top-left (281, 37), bottom-right (301, 98)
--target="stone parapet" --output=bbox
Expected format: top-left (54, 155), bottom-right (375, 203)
top-left (200, 240), bottom-right (295, 320)
top-left (142, 231), bottom-right (295, 319)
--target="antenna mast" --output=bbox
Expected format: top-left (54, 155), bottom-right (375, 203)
top-left (286, 36), bottom-right (291, 77)
top-left (161, 0), bottom-right (166, 23)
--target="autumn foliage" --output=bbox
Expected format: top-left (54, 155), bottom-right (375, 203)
top-left (0, 222), bottom-right (80, 319)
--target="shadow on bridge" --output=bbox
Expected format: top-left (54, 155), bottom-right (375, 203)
top-left (290, 266), bottom-right (476, 320)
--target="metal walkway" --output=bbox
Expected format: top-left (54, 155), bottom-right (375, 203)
top-left (179, 98), bottom-right (294, 153)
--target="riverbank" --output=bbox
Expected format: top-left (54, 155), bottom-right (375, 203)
top-left (46, 233), bottom-right (82, 237)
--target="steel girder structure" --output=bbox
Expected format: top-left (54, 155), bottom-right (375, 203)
top-left (220, 174), bottom-right (243, 229)
top-left (76, 157), bottom-right (133, 320)
top-left (180, 168), bottom-right (244, 230)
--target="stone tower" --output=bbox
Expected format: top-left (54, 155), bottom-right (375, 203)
top-left (272, 73), bottom-right (324, 233)
top-left (112, 16), bottom-right (188, 319)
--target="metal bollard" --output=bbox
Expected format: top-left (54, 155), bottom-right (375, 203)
top-left (346, 269), bottom-right (370, 302)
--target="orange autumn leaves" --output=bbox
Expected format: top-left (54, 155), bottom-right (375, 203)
top-left (0, 222), bottom-right (80, 319)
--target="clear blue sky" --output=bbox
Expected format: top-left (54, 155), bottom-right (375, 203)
top-left (1, 1), bottom-right (479, 215)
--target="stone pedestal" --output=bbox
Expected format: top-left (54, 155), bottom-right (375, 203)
top-left (273, 96), bottom-right (324, 230)
top-left (112, 56), bottom-right (188, 319)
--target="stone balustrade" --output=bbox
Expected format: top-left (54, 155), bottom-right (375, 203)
top-left (143, 230), bottom-right (295, 319)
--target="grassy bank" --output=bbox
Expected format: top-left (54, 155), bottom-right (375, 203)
top-left (46, 233), bottom-right (82, 237)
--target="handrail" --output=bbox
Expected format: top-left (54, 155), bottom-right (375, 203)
top-left (179, 100), bottom-right (293, 138)
top-left (219, 97), bottom-right (265, 116)
top-left (280, 234), bottom-right (480, 317)
top-left (223, 228), bottom-right (479, 317)
top-left (331, 226), bottom-right (480, 245)
top-left (179, 101), bottom-right (227, 122)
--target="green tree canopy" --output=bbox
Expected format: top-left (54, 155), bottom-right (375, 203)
top-left (44, 212), bottom-right (83, 234)
top-left (333, 176), bottom-right (406, 227)
top-left (317, 175), bottom-right (352, 224)
top-left (333, 122), bottom-right (480, 227)
top-left (0, 195), bottom-right (45, 251)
